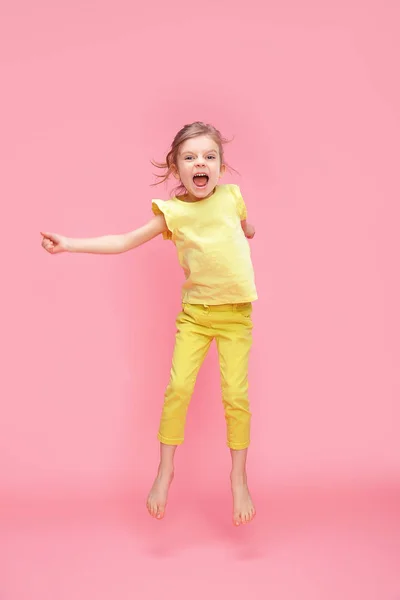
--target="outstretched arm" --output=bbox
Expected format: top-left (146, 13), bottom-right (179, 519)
top-left (41, 214), bottom-right (168, 255)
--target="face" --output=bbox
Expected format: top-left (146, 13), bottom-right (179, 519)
top-left (173, 135), bottom-right (226, 200)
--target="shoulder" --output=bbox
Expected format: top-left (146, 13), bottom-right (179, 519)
top-left (151, 198), bottom-right (182, 240)
top-left (218, 183), bottom-right (241, 196)
top-left (219, 184), bottom-right (245, 204)
top-left (218, 184), bottom-right (247, 219)
top-left (218, 184), bottom-right (244, 205)
top-left (152, 197), bottom-right (179, 214)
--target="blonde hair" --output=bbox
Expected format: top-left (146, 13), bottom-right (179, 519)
top-left (151, 121), bottom-right (235, 196)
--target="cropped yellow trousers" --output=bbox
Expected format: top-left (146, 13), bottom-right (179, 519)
top-left (158, 302), bottom-right (253, 450)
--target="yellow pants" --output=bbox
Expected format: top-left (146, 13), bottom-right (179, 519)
top-left (158, 302), bottom-right (253, 450)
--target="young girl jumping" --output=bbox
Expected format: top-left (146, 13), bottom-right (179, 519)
top-left (41, 122), bottom-right (258, 526)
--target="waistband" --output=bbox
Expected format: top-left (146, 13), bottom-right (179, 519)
top-left (182, 302), bottom-right (252, 312)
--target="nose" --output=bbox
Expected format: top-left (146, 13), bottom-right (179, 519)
top-left (194, 156), bottom-right (206, 167)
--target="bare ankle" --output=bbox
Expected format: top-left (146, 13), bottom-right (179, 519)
top-left (157, 464), bottom-right (174, 479)
top-left (230, 471), bottom-right (247, 483)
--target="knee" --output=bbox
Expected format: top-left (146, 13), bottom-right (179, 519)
top-left (221, 381), bottom-right (249, 405)
top-left (165, 377), bottom-right (194, 403)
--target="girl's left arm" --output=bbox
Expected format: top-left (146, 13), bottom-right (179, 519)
top-left (241, 220), bottom-right (255, 239)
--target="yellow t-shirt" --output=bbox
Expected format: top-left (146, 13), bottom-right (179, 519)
top-left (152, 184), bottom-right (258, 305)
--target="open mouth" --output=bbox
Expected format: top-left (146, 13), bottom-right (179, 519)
top-left (193, 173), bottom-right (209, 188)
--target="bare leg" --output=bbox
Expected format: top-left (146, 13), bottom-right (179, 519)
top-left (230, 448), bottom-right (256, 526)
top-left (146, 443), bottom-right (176, 520)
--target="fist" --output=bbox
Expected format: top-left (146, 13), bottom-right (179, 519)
top-left (245, 223), bottom-right (255, 239)
top-left (41, 232), bottom-right (68, 254)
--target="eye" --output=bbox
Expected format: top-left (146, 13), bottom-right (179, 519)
top-left (207, 155), bottom-right (216, 160)
top-left (184, 156), bottom-right (194, 161)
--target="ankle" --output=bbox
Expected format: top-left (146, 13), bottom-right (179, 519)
top-left (157, 464), bottom-right (174, 478)
top-left (230, 470), bottom-right (247, 484)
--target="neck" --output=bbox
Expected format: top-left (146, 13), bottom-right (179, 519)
top-left (181, 186), bottom-right (217, 203)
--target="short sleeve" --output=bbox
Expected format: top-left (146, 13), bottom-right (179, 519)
top-left (152, 199), bottom-right (173, 240)
top-left (231, 185), bottom-right (247, 220)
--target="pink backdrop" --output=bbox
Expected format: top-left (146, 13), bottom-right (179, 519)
top-left (1, 1), bottom-right (399, 598)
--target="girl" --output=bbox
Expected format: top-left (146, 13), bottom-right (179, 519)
top-left (41, 122), bottom-right (257, 527)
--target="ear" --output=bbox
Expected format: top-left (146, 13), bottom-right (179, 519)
top-left (219, 164), bottom-right (226, 179)
top-left (171, 164), bottom-right (180, 180)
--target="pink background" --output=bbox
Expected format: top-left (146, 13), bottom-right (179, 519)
top-left (1, 1), bottom-right (399, 599)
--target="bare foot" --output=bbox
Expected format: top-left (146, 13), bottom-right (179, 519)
top-left (146, 468), bottom-right (174, 520)
top-left (231, 473), bottom-right (256, 526)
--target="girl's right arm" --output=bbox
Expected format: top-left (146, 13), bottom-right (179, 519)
top-left (41, 214), bottom-right (168, 255)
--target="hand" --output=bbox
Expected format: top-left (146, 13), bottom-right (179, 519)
top-left (41, 231), bottom-right (68, 254)
top-left (245, 223), bottom-right (255, 239)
